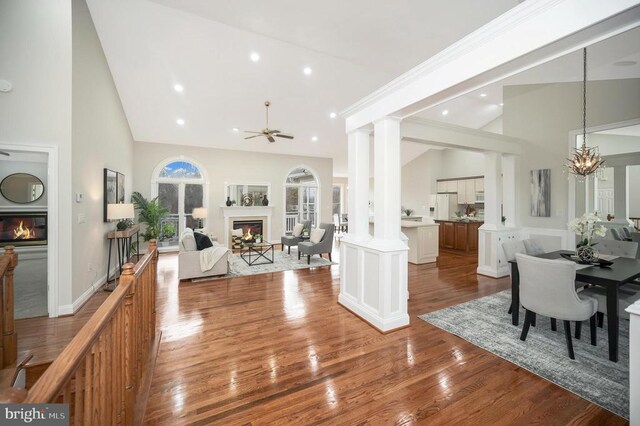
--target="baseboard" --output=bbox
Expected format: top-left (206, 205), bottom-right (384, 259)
top-left (476, 265), bottom-right (509, 278)
top-left (57, 266), bottom-right (117, 316)
top-left (338, 294), bottom-right (409, 333)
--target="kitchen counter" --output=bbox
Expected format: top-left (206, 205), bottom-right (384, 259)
top-left (402, 222), bottom-right (439, 264)
top-left (434, 220), bottom-right (482, 252)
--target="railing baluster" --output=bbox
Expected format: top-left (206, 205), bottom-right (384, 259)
top-left (0, 244), bottom-right (158, 426)
top-left (0, 245), bottom-right (18, 368)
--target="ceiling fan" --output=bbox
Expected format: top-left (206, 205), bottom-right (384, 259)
top-left (0, 151), bottom-right (9, 157)
top-left (244, 101), bottom-right (294, 143)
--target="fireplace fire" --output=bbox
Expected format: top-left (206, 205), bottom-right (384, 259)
top-left (0, 212), bottom-right (47, 246)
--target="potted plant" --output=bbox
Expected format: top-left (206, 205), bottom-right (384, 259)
top-left (302, 227), bottom-right (310, 238)
top-left (254, 234), bottom-right (262, 243)
top-left (131, 191), bottom-right (170, 242)
top-left (160, 222), bottom-right (176, 246)
top-left (568, 211), bottom-right (607, 262)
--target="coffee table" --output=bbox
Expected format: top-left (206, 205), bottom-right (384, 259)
top-left (240, 242), bottom-right (274, 266)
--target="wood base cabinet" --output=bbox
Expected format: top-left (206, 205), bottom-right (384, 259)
top-left (435, 220), bottom-right (482, 252)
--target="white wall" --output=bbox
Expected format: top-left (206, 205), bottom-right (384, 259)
top-left (0, 0), bottom-right (74, 310)
top-left (435, 149), bottom-right (485, 180)
top-left (70, 0), bottom-right (134, 303)
top-left (503, 79), bottom-right (640, 229)
top-left (401, 150), bottom-right (441, 215)
top-left (481, 116), bottom-right (503, 134)
top-left (133, 142), bottom-right (333, 243)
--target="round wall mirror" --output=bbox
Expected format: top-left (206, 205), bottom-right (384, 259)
top-left (0, 173), bottom-right (45, 204)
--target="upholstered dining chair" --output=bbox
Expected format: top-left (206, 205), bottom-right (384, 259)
top-left (515, 253), bottom-right (598, 359)
top-left (610, 228), bottom-right (624, 241)
top-left (523, 238), bottom-right (546, 256)
top-left (621, 227), bottom-right (633, 240)
top-left (281, 220), bottom-right (311, 255)
top-left (298, 223), bottom-right (335, 264)
top-left (580, 286), bottom-right (640, 328)
top-left (593, 240), bottom-right (640, 292)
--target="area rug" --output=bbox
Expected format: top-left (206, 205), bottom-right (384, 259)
top-left (191, 250), bottom-right (336, 281)
top-left (418, 290), bottom-right (629, 419)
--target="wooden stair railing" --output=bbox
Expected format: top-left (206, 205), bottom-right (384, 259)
top-left (0, 241), bottom-right (159, 425)
top-left (0, 245), bottom-right (18, 369)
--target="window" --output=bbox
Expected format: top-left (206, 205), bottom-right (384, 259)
top-left (284, 167), bottom-right (320, 232)
top-left (332, 185), bottom-right (341, 216)
top-left (153, 158), bottom-right (207, 249)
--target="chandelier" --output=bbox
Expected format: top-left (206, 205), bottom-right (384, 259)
top-left (566, 48), bottom-right (604, 179)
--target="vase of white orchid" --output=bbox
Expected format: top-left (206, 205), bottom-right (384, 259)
top-left (568, 211), bottom-right (607, 262)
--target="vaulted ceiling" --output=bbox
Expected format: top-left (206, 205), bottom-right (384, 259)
top-left (86, 0), bottom-right (639, 176)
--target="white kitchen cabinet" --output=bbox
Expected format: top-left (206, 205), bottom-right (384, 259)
top-left (446, 180), bottom-right (457, 193)
top-left (402, 223), bottom-right (439, 264)
top-left (437, 181), bottom-right (447, 193)
top-left (457, 180), bottom-right (466, 201)
top-left (465, 179), bottom-right (476, 204)
top-left (475, 178), bottom-right (484, 191)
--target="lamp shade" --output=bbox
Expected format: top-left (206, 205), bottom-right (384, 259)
top-left (107, 203), bottom-right (135, 221)
top-left (192, 207), bottom-right (208, 219)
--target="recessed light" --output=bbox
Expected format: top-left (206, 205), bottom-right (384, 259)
top-left (176, 118), bottom-right (185, 126)
top-left (480, 93), bottom-right (487, 97)
top-left (613, 60), bottom-right (637, 67)
top-left (232, 127), bottom-right (239, 132)
top-left (303, 67), bottom-right (312, 75)
top-left (329, 112), bottom-right (337, 119)
top-left (250, 52), bottom-right (260, 62)
top-left (499, 102), bottom-right (504, 106)
top-left (441, 110), bottom-right (449, 116)
top-left (311, 136), bottom-right (318, 142)
top-left (174, 84), bottom-right (184, 93)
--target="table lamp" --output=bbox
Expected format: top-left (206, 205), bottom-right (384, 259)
top-left (192, 207), bottom-right (207, 229)
top-left (107, 203), bottom-right (135, 229)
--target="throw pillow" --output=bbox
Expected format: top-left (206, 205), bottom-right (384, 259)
top-left (310, 228), bottom-right (326, 244)
top-left (292, 223), bottom-right (304, 237)
top-left (180, 232), bottom-right (197, 252)
top-left (194, 232), bottom-right (213, 250)
top-left (231, 228), bottom-right (243, 237)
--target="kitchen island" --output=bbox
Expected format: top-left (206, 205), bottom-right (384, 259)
top-left (434, 220), bottom-right (482, 252)
top-left (368, 219), bottom-right (440, 264)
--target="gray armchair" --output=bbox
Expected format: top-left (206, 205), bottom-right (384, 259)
top-left (281, 220), bottom-right (312, 254)
top-left (298, 223), bottom-right (335, 264)
top-left (516, 253), bottom-right (598, 359)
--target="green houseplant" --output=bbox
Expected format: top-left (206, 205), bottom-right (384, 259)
top-left (131, 191), bottom-right (170, 242)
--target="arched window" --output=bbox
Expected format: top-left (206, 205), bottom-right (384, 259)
top-left (152, 157), bottom-right (208, 249)
top-left (284, 167), bottom-right (320, 232)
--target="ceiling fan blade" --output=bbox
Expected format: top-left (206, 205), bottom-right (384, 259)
top-left (244, 135), bottom-right (262, 140)
top-left (0, 151), bottom-right (9, 156)
top-left (270, 130), bottom-right (281, 134)
top-left (275, 133), bottom-right (294, 139)
top-left (244, 130), bottom-right (263, 134)
top-left (267, 135), bottom-right (276, 143)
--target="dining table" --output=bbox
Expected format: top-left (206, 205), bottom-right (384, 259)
top-left (509, 250), bottom-right (640, 362)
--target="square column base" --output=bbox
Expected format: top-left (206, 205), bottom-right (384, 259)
top-left (477, 226), bottom-right (521, 278)
top-left (339, 237), bottom-right (409, 332)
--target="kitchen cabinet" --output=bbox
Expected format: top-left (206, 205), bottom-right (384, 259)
top-left (437, 181), bottom-right (447, 193)
top-left (441, 222), bottom-right (455, 249)
top-left (457, 180), bottom-right (466, 201)
top-left (475, 178), bottom-right (484, 191)
top-left (446, 180), bottom-right (457, 193)
top-left (435, 220), bottom-right (483, 252)
top-left (402, 222), bottom-right (439, 264)
top-left (465, 180), bottom-right (476, 204)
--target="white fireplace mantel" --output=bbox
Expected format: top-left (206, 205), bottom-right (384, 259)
top-left (221, 206), bottom-right (274, 247)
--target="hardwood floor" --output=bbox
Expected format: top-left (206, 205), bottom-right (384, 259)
top-left (142, 248), bottom-right (626, 425)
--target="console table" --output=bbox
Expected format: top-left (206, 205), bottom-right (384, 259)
top-left (106, 224), bottom-right (140, 290)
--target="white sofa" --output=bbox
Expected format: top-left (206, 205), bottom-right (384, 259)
top-left (178, 228), bottom-right (230, 280)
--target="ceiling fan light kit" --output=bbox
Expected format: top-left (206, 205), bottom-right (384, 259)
top-left (244, 101), bottom-right (294, 143)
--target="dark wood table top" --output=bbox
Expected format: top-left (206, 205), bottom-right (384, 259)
top-left (515, 250), bottom-right (640, 286)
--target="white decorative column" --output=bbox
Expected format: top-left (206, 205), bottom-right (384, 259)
top-left (628, 301), bottom-right (640, 425)
top-left (502, 154), bottom-right (516, 228)
top-left (478, 152), bottom-right (513, 278)
top-left (346, 129), bottom-right (371, 240)
top-left (613, 165), bottom-right (632, 225)
top-left (339, 117), bottom-right (409, 333)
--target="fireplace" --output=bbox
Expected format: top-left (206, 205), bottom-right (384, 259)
top-left (0, 212), bottom-right (48, 247)
top-left (233, 220), bottom-right (263, 237)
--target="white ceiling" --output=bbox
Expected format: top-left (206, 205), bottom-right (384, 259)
top-left (86, 0), bottom-right (521, 176)
top-left (86, 1), bottom-right (639, 177)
